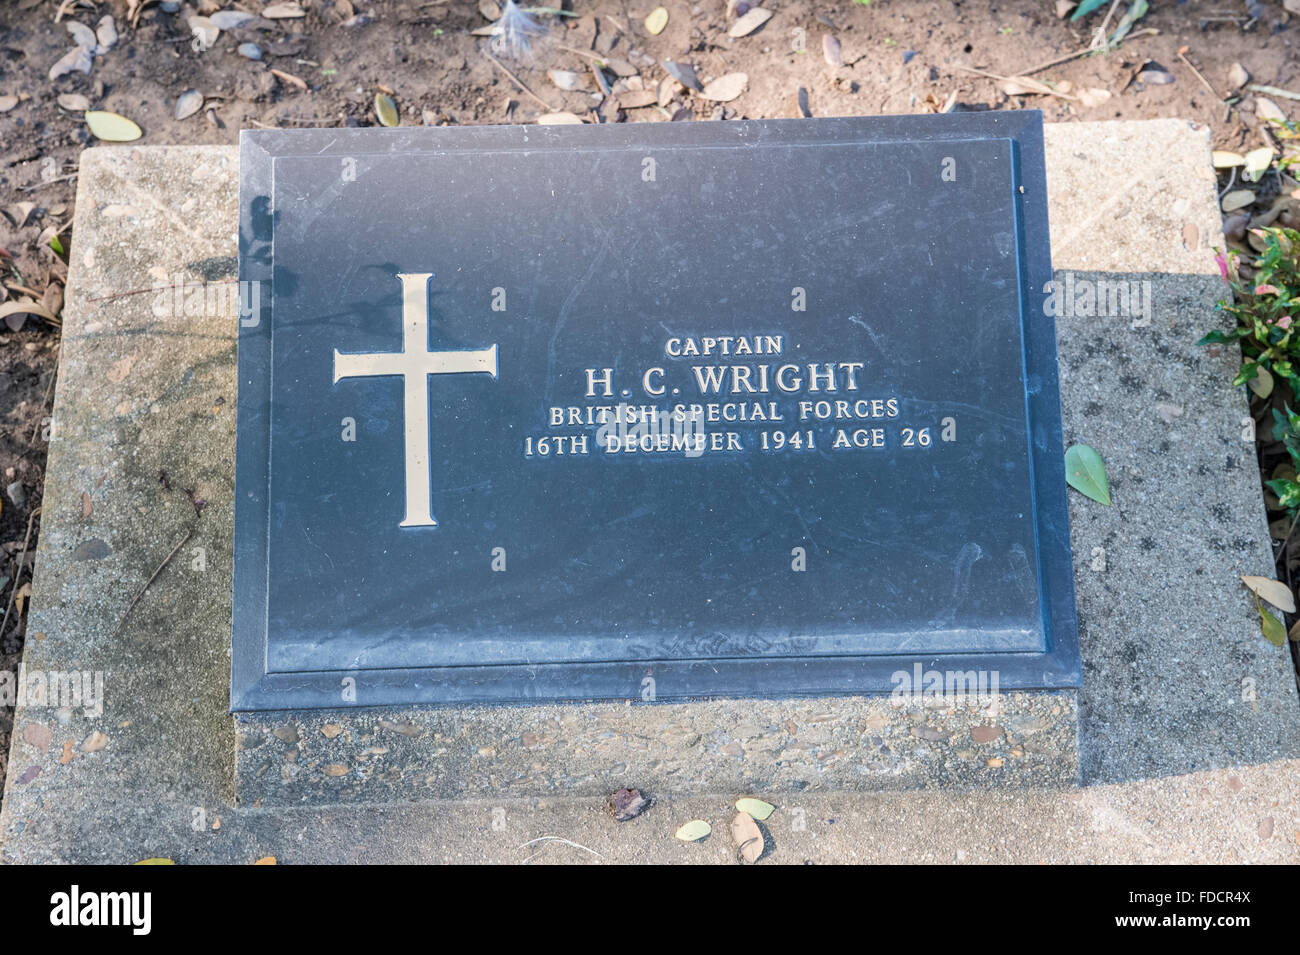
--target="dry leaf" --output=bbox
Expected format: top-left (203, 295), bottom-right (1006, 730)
top-left (675, 819), bottom-right (711, 841)
top-left (538, 111), bottom-right (584, 125)
top-left (729, 7), bottom-right (773, 38)
top-left (700, 72), bottom-right (748, 102)
top-left (261, 2), bottom-right (306, 18)
top-left (730, 811), bottom-right (764, 863)
top-left (1213, 150), bottom-right (1246, 168)
top-left (85, 110), bottom-right (142, 141)
top-left (48, 45), bottom-right (94, 81)
top-left (735, 797), bottom-right (775, 820)
top-left (1255, 97), bottom-right (1287, 124)
top-left (1000, 75), bottom-right (1056, 97)
top-left (1221, 189), bottom-right (1255, 213)
top-left (547, 69), bottom-right (584, 91)
top-left (823, 34), bottom-right (842, 67)
top-left (618, 89), bottom-right (657, 109)
top-left (175, 89), bottom-right (203, 121)
top-left (645, 6), bottom-right (668, 35)
top-left (1241, 575), bottom-right (1296, 613)
top-left (1077, 87), bottom-right (1110, 108)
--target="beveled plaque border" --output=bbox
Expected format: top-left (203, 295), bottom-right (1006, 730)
top-left (232, 113), bottom-right (1080, 712)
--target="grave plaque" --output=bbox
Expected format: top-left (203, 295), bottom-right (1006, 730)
top-left (232, 112), bottom-right (1080, 711)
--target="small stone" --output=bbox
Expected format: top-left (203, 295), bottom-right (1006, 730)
top-left (910, 725), bottom-right (949, 741)
top-left (1155, 403), bottom-right (1184, 424)
top-left (322, 764), bottom-right (348, 776)
top-left (21, 723), bottom-right (52, 753)
top-left (986, 757), bottom-right (1005, 768)
top-left (1228, 62), bottom-right (1249, 90)
top-left (59, 739), bottom-right (76, 764)
top-left (81, 731), bottom-right (109, 753)
top-left (320, 724), bottom-right (343, 739)
top-left (1226, 774), bottom-right (1243, 792)
top-left (272, 725), bottom-right (298, 743)
top-left (72, 538), bottom-right (112, 561)
top-left (5, 481), bottom-right (26, 510)
top-left (1258, 816), bottom-right (1274, 839)
top-left (235, 68), bottom-right (276, 102)
top-left (969, 724), bottom-right (1004, 744)
top-left (16, 765), bottom-right (41, 785)
top-left (378, 719), bottom-right (423, 737)
top-left (238, 43), bottom-right (263, 61)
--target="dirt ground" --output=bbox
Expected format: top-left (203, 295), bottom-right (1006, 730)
top-left (0, 0), bottom-right (1297, 790)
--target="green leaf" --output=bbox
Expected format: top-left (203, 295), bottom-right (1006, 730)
top-left (1110, 0), bottom-right (1148, 44)
top-left (1257, 599), bottom-right (1286, 646)
top-left (1070, 0), bottom-right (1109, 21)
top-left (49, 235), bottom-right (64, 255)
top-left (1197, 329), bottom-right (1232, 345)
top-left (374, 92), bottom-right (399, 127)
top-left (674, 819), bottom-right (711, 841)
top-left (85, 110), bottom-right (142, 142)
top-left (1248, 363), bottom-right (1274, 399)
top-left (1065, 443), bottom-right (1111, 505)
top-left (133, 857), bottom-right (176, 865)
top-left (735, 797), bottom-right (775, 820)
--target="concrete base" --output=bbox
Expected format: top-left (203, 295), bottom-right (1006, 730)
top-left (2, 120), bottom-right (1298, 863)
top-left (235, 693), bottom-right (1079, 806)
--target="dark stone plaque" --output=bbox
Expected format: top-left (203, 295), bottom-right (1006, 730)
top-left (232, 113), bottom-right (1080, 711)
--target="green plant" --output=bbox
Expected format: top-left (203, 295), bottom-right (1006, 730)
top-left (1199, 227), bottom-right (1300, 401)
top-left (1267, 405), bottom-right (1300, 516)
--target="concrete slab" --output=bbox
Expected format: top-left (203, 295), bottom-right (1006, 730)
top-left (2, 119), bottom-right (1297, 863)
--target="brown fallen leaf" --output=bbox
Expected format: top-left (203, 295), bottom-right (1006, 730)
top-left (730, 811), bottom-right (764, 863)
top-left (253, 855), bottom-right (277, 865)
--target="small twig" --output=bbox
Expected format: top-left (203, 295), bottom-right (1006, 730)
top-left (0, 507), bottom-right (41, 641)
top-left (28, 367), bottom-right (57, 446)
top-left (1217, 166), bottom-right (1237, 201)
top-left (557, 44), bottom-right (606, 63)
top-left (953, 65), bottom-right (1079, 102)
top-left (19, 174), bottom-right (78, 192)
top-left (517, 836), bottom-right (605, 862)
top-left (1176, 47), bottom-right (1220, 100)
top-left (482, 48), bottom-right (556, 113)
top-left (111, 527), bottom-right (193, 638)
top-left (1017, 27), bottom-right (1158, 77)
top-left (87, 277), bottom-right (236, 305)
top-left (270, 68), bottom-right (308, 91)
top-left (1090, 0), bottom-right (1125, 51)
